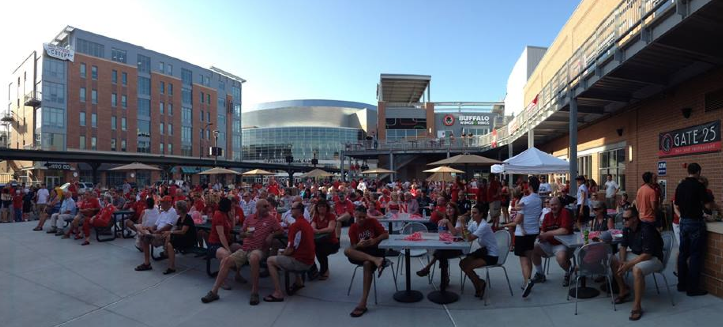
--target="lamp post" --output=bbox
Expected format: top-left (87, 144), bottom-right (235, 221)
top-left (213, 130), bottom-right (220, 166)
top-left (200, 122), bottom-right (213, 160)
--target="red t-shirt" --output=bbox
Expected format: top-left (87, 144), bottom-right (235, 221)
top-left (268, 184), bottom-right (280, 196)
top-left (430, 205), bottom-right (446, 224)
top-left (541, 209), bottom-right (574, 245)
top-left (451, 184), bottom-right (461, 203)
top-left (312, 212), bottom-right (338, 243)
top-left (12, 194), bottom-right (23, 209)
top-left (79, 198), bottom-right (101, 217)
top-left (208, 210), bottom-right (231, 245)
top-left (287, 218), bottom-right (316, 266)
top-left (234, 206), bottom-right (245, 225)
top-left (132, 200), bottom-right (146, 221)
top-left (241, 214), bottom-right (282, 252)
top-left (193, 199), bottom-right (205, 213)
top-left (334, 199), bottom-right (354, 217)
top-left (487, 181), bottom-right (501, 202)
top-left (348, 218), bottom-right (386, 245)
top-left (95, 204), bottom-right (116, 226)
top-left (477, 185), bottom-right (489, 203)
top-left (169, 185), bottom-right (178, 197)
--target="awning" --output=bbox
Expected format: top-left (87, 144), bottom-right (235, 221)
top-left (180, 166), bottom-right (209, 174)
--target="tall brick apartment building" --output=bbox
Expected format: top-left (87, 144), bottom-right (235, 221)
top-left (4, 26), bottom-right (244, 186)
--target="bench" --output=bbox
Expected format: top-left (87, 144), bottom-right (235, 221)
top-left (93, 216), bottom-right (117, 242)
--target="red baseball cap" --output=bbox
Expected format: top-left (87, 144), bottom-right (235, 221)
top-left (161, 195), bottom-right (173, 202)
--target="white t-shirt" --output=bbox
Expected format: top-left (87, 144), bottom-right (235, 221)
top-left (539, 183), bottom-right (551, 194)
top-left (155, 207), bottom-right (179, 230)
top-left (142, 207), bottom-right (160, 227)
top-left (577, 184), bottom-right (589, 206)
top-left (36, 188), bottom-right (50, 204)
top-left (604, 181), bottom-right (619, 198)
top-left (518, 193), bottom-right (542, 235)
top-left (468, 219), bottom-right (499, 257)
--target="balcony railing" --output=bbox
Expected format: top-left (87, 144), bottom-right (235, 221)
top-left (24, 91), bottom-right (42, 107)
top-left (344, 137), bottom-right (486, 153)
top-left (480, 0), bottom-right (675, 150)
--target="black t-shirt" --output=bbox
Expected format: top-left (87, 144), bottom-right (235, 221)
top-left (674, 177), bottom-right (712, 220)
top-left (621, 222), bottom-right (663, 262)
top-left (457, 199), bottom-right (472, 215)
top-left (171, 214), bottom-right (197, 250)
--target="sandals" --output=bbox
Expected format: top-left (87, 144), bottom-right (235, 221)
top-left (33, 227), bottom-right (42, 231)
top-left (475, 280), bottom-right (487, 298)
top-left (263, 294), bottom-right (284, 302)
top-left (249, 293), bottom-right (260, 306)
top-left (378, 259), bottom-right (391, 278)
top-left (629, 309), bottom-right (643, 321)
top-left (81, 241), bottom-right (90, 246)
top-left (135, 264), bottom-right (152, 271)
top-left (163, 268), bottom-right (176, 275)
top-left (614, 293), bottom-right (630, 304)
top-left (416, 269), bottom-right (430, 277)
top-left (350, 307), bottom-right (368, 318)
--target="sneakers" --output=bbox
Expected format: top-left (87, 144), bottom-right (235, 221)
top-left (522, 280), bottom-right (535, 298)
top-left (563, 272), bottom-right (571, 287)
top-left (201, 291), bottom-right (219, 303)
top-left (532, 273), bottom-right (546, 283)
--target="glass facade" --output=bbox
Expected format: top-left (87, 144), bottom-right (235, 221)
top-left (242, 127), bottom-right (361, 161)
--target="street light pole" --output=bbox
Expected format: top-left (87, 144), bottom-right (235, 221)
top-left (213, 130), bottom-right (219, 166)
top-left (200, 122), bottom-right (213, 160)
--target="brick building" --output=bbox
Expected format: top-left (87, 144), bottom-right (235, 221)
top-left (4, 26), bottom-right (244, 187)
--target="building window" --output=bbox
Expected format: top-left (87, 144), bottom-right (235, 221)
top-left (121, 117), bottom-right (127, 131)
top-left (137, 54), bottom-right (150, 73)
top-left (599, 148), bottom-right (626, 192)
top-left (219, 81), bottom-right (225, 90)
top-left (42, 82), bottom-right (65, 104)
top-left (80, 63), bottom-right (86, 78)
top-left (138, 77), bottom-right (151, 96)
top-left (201, 92), bottom-right (205, 104)
top-left (160, 143), bottom-right (164, 154)
top-left (43, 58), bottom-right (65, 79)
top-left (231, 85), bottom-right (241, 99)
top-left (168, 103), bottom-right (173, 116)
top-left (182, 145), bottom-right (192, 157)
top-left (159, 123), bottom-right (164, 135)
top-left (111, 93), bottom-right (117, 107)
top-left (110, 138), bottom-right (116, 151)
top-left (159, 61), bottom-right (164, 73)
top-left (122, 72), bottom-right (127, 86)
top-left (42, 107), bottom-right (65, 128)
top-left (201, 110), bottom-right (204, 122)
top-left (577, 155), bottom-right (593, 182)
top-left (167, 64), bottom-right (173, 75)
top-left (181, 68), bottom-right (192, 86)
top-left (138, 99), bottom-right (151, 116)
top-left (168, 143), bottom-right (173, 155)
top-left (181, 126), bottom-right (192, 143)
top-left (160, 81), bottom-right (165, 94)
top-left (91, 66), bottom-right (98, 80)
top-left (168, 123), bottom-right (173, 135)
top-left (121, 95), bottom-right (127, 108)
top-left (160, 102), bottom-right (164, 114)
top-left (91, 89), bottom-right (97, 104)
top-left (137, 140), bottom-right (151, 153)
top-left (121, 139), bottom-right (127, 152)
top-left (182, 89), bottom-right (192, 104)
top-left (91, 113), bottom-right (97, 128)
top-left (76, 38), bottom-right (105, 58)
top-left (79, 136), bottom-right (86, 149)
top-left (91, 137), bottom-right (97, 150)
top-left (111, 48), bottom-right (127, 63)
top-left (80, 87), bottom-right (86, 102)
top-left (207, 94), bottom-right (211, 104)
top-left (112, 70), bottom-right (117, 84)
top-left (137, 120), bottom-right (151, 137)
top-left (207, 112), bottom-right (210, 122)
top-left (204, 76), bottom-right (210, 86)
top-left (79, 112), bottom-right (86, 126)
top-left (111, 116), bottom-right (117, 130)
top-left (182, 107), bottom-right (192, 121)
top-left (168, 83), bottom-right (174, 95)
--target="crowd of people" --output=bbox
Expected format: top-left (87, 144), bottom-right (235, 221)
top-left (2, 161), bottom-right (717, 320)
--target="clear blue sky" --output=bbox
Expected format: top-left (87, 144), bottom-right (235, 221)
top-left (2, 0), bottom-right (579, 108)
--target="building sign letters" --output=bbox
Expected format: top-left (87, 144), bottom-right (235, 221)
top-left (44, 43), bottom-right (75, 62)
top-left (658, 120), bottom-right (721, 158)
top-left (45, 162), bottom-right (72, 170)
top-left (458, 115), bottom-right (492, 126)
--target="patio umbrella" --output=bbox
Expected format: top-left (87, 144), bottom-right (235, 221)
top-left (423, 166), bottom-right (465, 174)
top-left (198, 167), bottom-right (240, 175)
top-left (241, 169), bottom-right (275, 176)
top-left (360, 168), bottom-right (396, 175)
top-left (109, 162), bottom-right (162, 171)
top-left (426, 172), bottom-right (456, 182)
top-left (301, 169), bottom-right (334, 178)
top-left (427, 154), bottom-right (501, 166)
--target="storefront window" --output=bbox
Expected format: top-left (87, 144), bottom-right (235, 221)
top-left (577, 155), bottom-right (592, 181)
top-left (599, 148), bottom-right (626, 191)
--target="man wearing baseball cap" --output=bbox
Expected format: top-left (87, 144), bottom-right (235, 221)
top-left (135, 196), bottom-right (178, 271)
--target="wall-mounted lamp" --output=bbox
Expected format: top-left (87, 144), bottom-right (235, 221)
top-left (616, 128), bottom-right (623, 137)
top-left (681, 107), bottom-right (692, 119)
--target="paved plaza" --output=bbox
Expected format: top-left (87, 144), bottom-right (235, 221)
top-left (1, 221), bottom-right (721, 327)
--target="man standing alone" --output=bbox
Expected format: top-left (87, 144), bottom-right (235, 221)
top-left (604, 174), bottom-right (619, 211)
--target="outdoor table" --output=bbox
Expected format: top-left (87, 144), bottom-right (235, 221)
top-left (379, 233), bottom-right (471, 304)
top-left (196, 222), bottom-right (242, 235)
top-left (377, 216), bottom-right (430, 234)
top-left (555, 232), bottom-right (622, 299)
top-left (112, 210), bottom-right (135, 239)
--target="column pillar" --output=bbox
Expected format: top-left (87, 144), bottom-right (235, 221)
top-left (389, 151), bottom-right (395, 182)
top-left (527, 129), bottom-right (535, 148)
top-left (569, 91), bottom-right (578, 182)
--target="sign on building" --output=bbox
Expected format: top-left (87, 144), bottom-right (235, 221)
top-left (657, 161), bottom-right (666, 176)
top-left (658, 120), bottom-right (721, 157)
top-left (43, 43), bottom-right (75, 62)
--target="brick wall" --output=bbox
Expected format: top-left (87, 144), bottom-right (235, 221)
top-left (703, 228), bottom-right (723, 298)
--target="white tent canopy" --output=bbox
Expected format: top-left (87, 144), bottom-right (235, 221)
top-left (495, 147), bottom-right (569, 174)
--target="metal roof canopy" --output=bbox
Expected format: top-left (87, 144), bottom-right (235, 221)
top-left (379, 74), bottom-right (431, 103)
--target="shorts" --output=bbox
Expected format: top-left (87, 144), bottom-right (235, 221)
top-left (36, 204), bottom-right (47, 213)
top-left (620, 252), bottom-right (664, 275)
top-left (490, 201), bottom-right (501, 217)
top-left (275, 255), bottom-right (312, 272)
top-left (577, 205), bottom-right (590, 223)
top-left (467, 248), bottom-right (499, 265)
top-left (141, 233), bottom-right (167, 248)
top-left (537, 241), bottom-right (568, 257)
top-left (207, 243), bottom-right (222, 258)
top-left (348, 247), bottom-right (386, 266)
top-left (228, 249), bottom-right (265, 268)
top-left (514, 234), bottom-right (538, 257)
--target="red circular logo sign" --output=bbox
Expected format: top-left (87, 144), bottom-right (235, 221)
top-left (443, 114), bottom-right (455, 126)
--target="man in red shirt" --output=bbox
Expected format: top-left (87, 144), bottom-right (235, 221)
top-left (477, 178), bottom-right (489, 213)
top-left (63, 192), bottom-right (101, 238)
top-left (334, 191), bottom-right (355, 238)
top-left (263, 202), bottom-right (316, 302)
top-left (531, 197), bottom-right (573, 286)
top-left (488, 175), bottom-right (502, 229)
top-left (429, 196), bottom-right (447, 225)
top-left (344, 205), bottom-right (391, 318)
top-left (81, 196), bottom-right (116, 245)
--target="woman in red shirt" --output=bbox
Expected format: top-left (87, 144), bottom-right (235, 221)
top-left (207, 198), bottom-right (240, 279)
top-left (311, 200), bottom-right (339, 280)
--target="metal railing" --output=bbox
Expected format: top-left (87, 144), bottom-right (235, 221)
top-left (345, 137), bottom-right (487, 153)
top-left (479, 0), bottom-right (675, 150)
top-left (24, 90), bottom-right (42, 106)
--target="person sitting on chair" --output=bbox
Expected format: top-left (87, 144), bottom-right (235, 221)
top-left (343, 205), bottom-right (391, 318)
top-left (610, 207), bottom-right (664, 321)
top-left (80, 195), bottom-right (116, 245)
top-left (531, 196), bottom-right (573, 286)
top-left (459, 204), bottom-right (499, 298)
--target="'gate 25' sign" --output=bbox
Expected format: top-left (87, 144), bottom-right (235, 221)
top-left (659, 120), bottom-right (721, 158)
